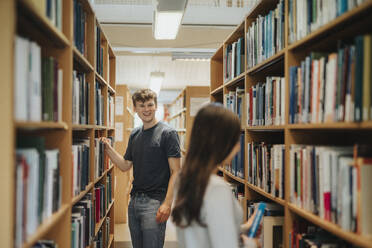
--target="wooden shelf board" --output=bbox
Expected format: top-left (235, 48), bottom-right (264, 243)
top-left (222, 169), bottom-right (246, 185)
top-left (18, 0), bottom-right (70, 48)
top-left (246, 183), bottom-right (285, 206)
top-left (210, 85), bottom-right (224, 95)
top-left (22, 205), bottom-right (69, 248)
top-left (94, 125), bottom-right (107, 130)
top-left (169, 108), bottom-right (186, 120)
top-left (246, 125), bottom-right (285, 131)
top-left (127, 107), bottom-right (135, 117)
top-left (72, 183), bottom-right (94, 205)
top-left (288, 203), bottom-right (372, 248)
top-left (107, 127), bottom-right (115, 131)
top-left (95, 200), bottom-right (115, 236)
top-left (73, 47), bottom-right (94, 72)
top-left (246, 50), bottom-right (285, 75)
top-left (288, 122), bottom-right (361, 130)
top-left (108, 234), bottom-right (114, 248)
top-left (181, 148), bottom-right (186, 154)
top-left (95, 72), bottom-right (108, 86)
top-left (108, 84), bottom-right (116, 94)
top-left (94, 171), bottom-right (106, 184)
top-left (288, 1), bottom-right (372, 51)
top-left (16, 121), bottom-right (68, 130)
top-left (224, 72), bottom-right (245, 88)
top-left (72, 124), bottom-right (95, 130)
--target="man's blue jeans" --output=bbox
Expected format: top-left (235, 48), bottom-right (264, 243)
top-left (128, 193), bottom-right (166, 248)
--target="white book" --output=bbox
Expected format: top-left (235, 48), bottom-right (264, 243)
top-left (360, 160), bottom-right (372, 236)
top-left (29, 41), bottom-right (42, 122)
top-left (280, 78), bottom-right (285, 125)
top-left (44, 149), bottom-right (59, 219)
top-left (338, 157), bottom-right (353, 231)
top-left (14, 36), bottom-right (29, 121)
top-left (324, 55), bottom-right (337, 123)
top-left (72, 145), bottom-right (78, 196)
top-left (17, 149), bottom-right (39, 238)
top-left (318, 57), bottom-right (325, 123)
top-left (311, 60), bottom-right (319, 123)
top-left (275, 77), bottom-right (280, 125)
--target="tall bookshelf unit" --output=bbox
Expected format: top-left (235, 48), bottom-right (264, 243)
top-left (113, 84), bottom-right (134, 224)
top-left (210, 0), bottom-right (372, 247)
top-left (167, 86), bottom-right (210, 154)
top-left (2, 0), bottom-right (117, 247)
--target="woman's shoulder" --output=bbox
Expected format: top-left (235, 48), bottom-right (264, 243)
top-left (205, 175), bottom-right (231, 195)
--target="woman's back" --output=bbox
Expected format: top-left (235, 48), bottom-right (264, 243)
top-left (175, 175), bottom-right (243, 248)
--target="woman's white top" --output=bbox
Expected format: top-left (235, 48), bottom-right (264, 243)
top-left (175, 174), bottom-right (255, 248)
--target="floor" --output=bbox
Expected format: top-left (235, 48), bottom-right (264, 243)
top-left (114, 220), bottom-right (179, 248)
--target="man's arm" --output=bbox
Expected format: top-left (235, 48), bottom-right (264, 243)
top-left (156, 157), bottom-right (181, 223)
top-left (101, 137), bottom-right (133, 172)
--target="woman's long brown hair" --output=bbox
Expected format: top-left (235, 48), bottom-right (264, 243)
top-left (172, 103), bottom-right (241, 227)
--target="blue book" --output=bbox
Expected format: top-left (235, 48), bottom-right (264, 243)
top-left (247, 202), bottom-right (266, 238)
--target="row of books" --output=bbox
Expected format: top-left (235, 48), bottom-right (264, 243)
top-left (247, 201), bottom-right (284, 248)
top-left (224, 37), bottom-right (245, 82)
top-left (14, 36), bottom-right (63, 122)
top-left (288, 0), bottom-right (367, 44)
top-left (290, 221), bottom-right (351, 248)
top-left (247, 77), bottom-right (285, 126)
top-left (93, 216), bottom-right (111, 248)
top-left (246, 0), bottom-right (284, 69)
top-left (15, 137), bottom-right (61, 248)
top-left (107, 94), bottom-right (115, 128)
top-left (289, 34), bottom-right (372, 124)
top-left (29, 0), bottom-right (62, 31)
top-left (96, 26), bottom-right (104, 77)
top-left (94, 137), bottom-right (113, 179)
top-left (72, 71), bottom-right (90, 125)
top-left (224, 88), bottom-right (245, 126)
top-left (228, 183), bottom-right (245, 211)
top-left (95, 82), bottom-right (105, 126)
top-left (227, 134), bottom-right (245, 179)
top-left (72, 193), bottom-right (95, 248)
top-left (168, 95), bottom-right (185, 117)
top-left (289, 145), bottom-right (372, 236)
top-left (73, 0), bottom-right (88, 57)
top-left (169, 113), bottom-right (186, 129)
top-left (94, 183), bottom-right (111, 223)
top-left (247, 143), bottom-right (285, 199)
top-left (72, 139), bottom-right (90, 197)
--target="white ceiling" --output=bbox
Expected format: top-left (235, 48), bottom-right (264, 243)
top-left (92, 0), bottom-right (257, 95)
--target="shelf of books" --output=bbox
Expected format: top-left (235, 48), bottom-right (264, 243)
top-left (167, 86), bottom-right (210, 153)
top-left (2, 0), bottom-right (118, 247)
top-left (211, 0), bottom-right (372, 247)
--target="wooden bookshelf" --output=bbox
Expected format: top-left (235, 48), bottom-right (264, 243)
top-left (210, 0), bottom-right (372, 247)
top-left (3, 0), bottom-right (118, 247)
top-left (113, 85), bottom-right (134, 224)
top-left (167, 86), bottom-right (210, 152)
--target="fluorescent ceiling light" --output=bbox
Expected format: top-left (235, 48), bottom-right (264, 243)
top-left (171, 52), bottom-right (214, 61)
top-left (149, 72), bottom-right (165, 95)
top-left (154, 11), bottom-right (183, 39)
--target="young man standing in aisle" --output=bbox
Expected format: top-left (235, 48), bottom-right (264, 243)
top-left (101, 89), bottom-right (181, 248)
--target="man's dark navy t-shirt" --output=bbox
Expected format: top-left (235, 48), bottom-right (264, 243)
top-left (124, 121), bottom-right (181, 201)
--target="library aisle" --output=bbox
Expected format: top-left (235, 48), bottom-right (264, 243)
top-left (115, 221), bottom-right (178, 248)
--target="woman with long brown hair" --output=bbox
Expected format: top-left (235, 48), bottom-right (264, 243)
top-left (172, 103), bottom-right (258, 248)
